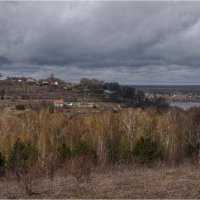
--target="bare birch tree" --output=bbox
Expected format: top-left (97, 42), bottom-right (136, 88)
top-left (122, 108), bottom-right (139, 151)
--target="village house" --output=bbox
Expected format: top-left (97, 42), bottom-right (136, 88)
top-left (54, 99), bottom-right (64, 108)
top-left (50, 81), bottom-right (59, 87)
top-left (26, 78), bottom-right (36, 84)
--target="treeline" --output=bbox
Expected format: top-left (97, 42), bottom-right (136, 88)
top-left (80, 78), bottom-right (138, 98)
top-left (79, 78), bottom-right (169, 108)
top-left (0, 107), bottom-right (200, 164)
top-left (0, 107), bottom-right (200, 192)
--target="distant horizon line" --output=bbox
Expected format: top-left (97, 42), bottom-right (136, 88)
top-left (1, 75), bottom-right (200, 86)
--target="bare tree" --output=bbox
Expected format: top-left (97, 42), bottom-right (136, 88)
top-left (185, 120), bottom-right (200, 163)
top-left (122, 108), bottom-right (138, 151)
top-left (70, 155), bottom-right (93, 183)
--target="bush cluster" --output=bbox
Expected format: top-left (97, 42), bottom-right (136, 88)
top-left (58, 140), bottom-right (97, 163)
top-left (134, 137), bottom-right (161, 164)
top-left (15, 104), bottom-right (26, 110)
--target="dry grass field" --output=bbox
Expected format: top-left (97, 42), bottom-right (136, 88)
top-left (0, 163), bottom-right (200, 199)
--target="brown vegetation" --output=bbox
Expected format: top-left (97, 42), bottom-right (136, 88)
top-left (0, 164), bottom-right (200, 198)
top-left (0, 106), bottom-right (200, 198)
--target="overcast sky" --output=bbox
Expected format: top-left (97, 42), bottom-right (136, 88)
top-left (1, 1), bottom-right (200, 84)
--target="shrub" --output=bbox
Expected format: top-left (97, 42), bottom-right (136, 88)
top-left (48, 104), bottom-right (54, 113)
top-left (70, 155), bottom-right (93, 183)
top-left (134, 137), bottom-right (161, 164)
top-left (9, 139), bottom-right (26, 169)
top-left (8, 139), bottom-right (38, 180)
top-left (108, 146), bottom-right (119, 163)
top-left (58, 143), bottom-right (71, 163)
top-left (73, 140), bottom-right (94, 157)
top-left (0, 152), bottom-right (6, 175)
top-left (70, 141), bottom-right (96, 182)
top-left (93, 105), bottom-right (97, 109)
top-left (0, 89), bottom-right (5, 100)
top-left (122, 148), bottom-right (134, 163)
top-left (15, 104), bottom-right (26, 110)
top-left (24, 143), bottom-right (39, 167)
top-left (186, 143), bottom-right (200, 157)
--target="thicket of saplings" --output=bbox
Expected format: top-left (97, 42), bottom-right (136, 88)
top-left (0, 106), bottom-right (200, 194)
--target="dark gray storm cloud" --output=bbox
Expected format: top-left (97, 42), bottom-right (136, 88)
top-left (1, 1), bottom-right (200, 84)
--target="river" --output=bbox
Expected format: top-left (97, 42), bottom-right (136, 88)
top-left (169, 102), bottom-right (200, 110)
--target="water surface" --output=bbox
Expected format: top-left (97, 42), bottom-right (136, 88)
top-left (169, 102), bottom-right (200, 110)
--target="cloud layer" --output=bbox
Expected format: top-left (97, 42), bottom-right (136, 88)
top-left (1, 1), bottom-right (200, 84)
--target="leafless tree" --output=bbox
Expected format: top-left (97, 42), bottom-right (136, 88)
top-left (122, 108), bottom-right (138, 151)
top-left (70, 155), bottom-right (93, 183)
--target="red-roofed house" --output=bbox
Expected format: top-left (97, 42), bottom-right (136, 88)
top-left (54, 99), bottom-right (64, 108)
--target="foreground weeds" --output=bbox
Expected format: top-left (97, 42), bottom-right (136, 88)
top-left (0, 163), bottom-right (200, 199)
